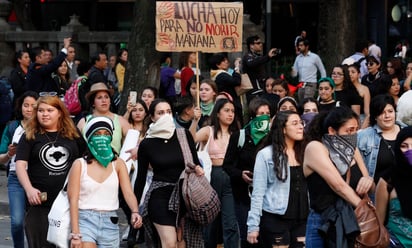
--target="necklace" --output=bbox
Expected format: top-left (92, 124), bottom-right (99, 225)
top-left (45, 131), bottom-right (59, 145)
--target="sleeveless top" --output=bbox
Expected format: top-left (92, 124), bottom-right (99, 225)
top-left (307, 163), bottom-right (362, 213)
top-left (85, 114), bottom-right (122, 153)
top-left (207, 126), bottom-right (227, 159)
top-left (387, 198), bottom-right (412, 247)
top-left (78, 158), bottom-right (119, 211)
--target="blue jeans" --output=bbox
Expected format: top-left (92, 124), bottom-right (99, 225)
top-left (305, 210), bottom-right (324, 248)
top-left (79, 209), bottom-right (120, 247)
top-left (8, 171), bottom-right (26, 248)
top-left (204, 167), bottom-right (240, 248)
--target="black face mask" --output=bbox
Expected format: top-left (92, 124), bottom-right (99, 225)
top-left (339, 133), bottom-right (358, 149)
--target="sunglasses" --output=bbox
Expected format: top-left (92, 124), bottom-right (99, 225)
top-left (39, 91), bottom-right (58, 97)
top-left (254, 41), bottom-right (262, 45)
top-left (367, 62), bottom-right (377, 66)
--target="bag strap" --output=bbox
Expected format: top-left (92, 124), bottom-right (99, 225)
top-left (238, 129), bottom-right (245, 149)
top-left (176, 128), bottom-right (194, 167)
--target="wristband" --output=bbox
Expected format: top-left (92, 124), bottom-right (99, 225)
top-left (70, 233), bottom-right (82, 240)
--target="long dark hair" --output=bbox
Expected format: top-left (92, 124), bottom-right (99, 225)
top-left (210, 98), bottom-right (239, 139)
top-left (15, 91), bottom-right (39, 120)
top-left (128, 99), bottom-right (149, 134)
top-left (263, 110), bottom-right (303, 182)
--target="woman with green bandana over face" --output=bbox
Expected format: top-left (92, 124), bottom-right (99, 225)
top-left (67, 116), bottom-right (142, 248)
top-left (223, 97), bottom-right (271, 248)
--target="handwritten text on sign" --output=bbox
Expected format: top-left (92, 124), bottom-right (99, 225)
top-left (156, 2), bottom-right (243, 52)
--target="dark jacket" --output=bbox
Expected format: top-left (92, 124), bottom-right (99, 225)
top-left (9, 66), bottom-right (27, 108)
top-left (88, 66), bottom-right (107, 85)
top-left (242, 51), bottom-right (270, 90)
top-left (223, 128), bottom-right (260, 203)
top-left (318, 198), bottom-right (360, 248)
top-left (26, 51), bottom-right (66, 93)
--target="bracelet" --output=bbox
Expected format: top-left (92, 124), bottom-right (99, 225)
top-left (131, 211), bottom-right (139, 214)
top-left (70, 233), bottom-right (82, 240)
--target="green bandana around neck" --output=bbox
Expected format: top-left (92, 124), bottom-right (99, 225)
top-left (200, 101), bottom-right (214, 116)
top-left (248, 115), bottom-right (270, 145)
top-left (88, 135), bottom-right (114, 168)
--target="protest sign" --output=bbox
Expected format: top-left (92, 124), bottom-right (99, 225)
top-left (156, 1), bottom-right (243, 52)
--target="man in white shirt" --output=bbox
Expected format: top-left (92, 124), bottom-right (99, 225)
top-left (291, 39), bottom-right (326, 103)
top-left (368, 40), bottom-right (382, 58)
top-left (65, 45), bottom-right (78, 82)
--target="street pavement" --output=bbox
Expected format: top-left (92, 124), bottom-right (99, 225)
top-left (0, 168), bottom-right (146, 248)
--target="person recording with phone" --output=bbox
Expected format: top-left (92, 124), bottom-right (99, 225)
top-left (242, 35), bottom-right (280, 102)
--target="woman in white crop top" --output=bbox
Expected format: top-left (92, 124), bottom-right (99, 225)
top-left (191, 98), bottom-right (240, 248)
top-left (67, 116), bottom-right (142, 247)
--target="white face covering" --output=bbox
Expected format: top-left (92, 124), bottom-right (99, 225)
top-left (146, 114), bottom-right (176, 139)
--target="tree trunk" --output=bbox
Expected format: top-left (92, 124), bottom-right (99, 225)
top-left (318, 0), bottom-right (357, 73)
top-left (119, 0), bottom-right (160, 114)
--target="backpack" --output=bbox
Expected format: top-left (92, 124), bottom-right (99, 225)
top-left (64, 76), bottom-right (87, 115)
top-left (0, 76), bottom-right (14, 124)
top-left (176, 128), bottom-right (221, 225)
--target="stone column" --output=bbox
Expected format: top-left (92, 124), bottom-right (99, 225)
top-left (0, 0), bottom-right (14, 76)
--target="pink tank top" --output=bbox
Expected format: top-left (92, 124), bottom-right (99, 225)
top-left (207, 126), bottom-right (227, 159)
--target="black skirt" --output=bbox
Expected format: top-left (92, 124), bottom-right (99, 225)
top-left (148, 185), bottom-right (177, 225)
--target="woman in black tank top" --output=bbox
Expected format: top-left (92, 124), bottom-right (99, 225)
top-left (302, 106), bottom-right (374, 247)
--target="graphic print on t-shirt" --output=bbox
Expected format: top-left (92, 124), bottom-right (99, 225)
top-left (39, 142), bottom-right (70, 172)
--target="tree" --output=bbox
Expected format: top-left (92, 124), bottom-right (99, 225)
top-left (120, 0), bottom-right (160, 114)
top-left (317, 0), bottom-right (357, 73)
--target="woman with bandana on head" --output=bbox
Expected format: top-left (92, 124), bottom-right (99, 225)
top-left (303, 106), bottom-right (374, 247)
top-left (67, 116), bottom-right (142, 247)
top-left (375, 126), bottom-right (412, 248)
top-left (135, 99), bottom-right (204, 248)
top-left (247, 110), bottom-right (308, 248)
top-left (223, 97), bottom-right (271, 248)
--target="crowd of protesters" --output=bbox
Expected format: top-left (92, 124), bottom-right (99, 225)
top-left (1, 34), bottom-right (412, 248)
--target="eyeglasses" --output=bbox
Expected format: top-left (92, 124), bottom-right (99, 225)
top-left (39, 91), bottom-right (58, 97)
top-left (286, 120), bottom-right (306, 127)
top-left (367, 62), bottom-right (377, 66)
top-left (331, 72), bottom-right (344, 77)
top-left (254, 41), bottom-right (262, 45)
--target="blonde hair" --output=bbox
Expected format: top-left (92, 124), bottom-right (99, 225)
top-left (25, 96), bottom-right (80, 140)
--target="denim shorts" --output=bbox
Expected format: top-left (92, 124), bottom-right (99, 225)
top-left (79, 209), bottom-right (119, 247)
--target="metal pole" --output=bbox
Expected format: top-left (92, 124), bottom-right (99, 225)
top-left (266, 0), bottom-right (272, 74)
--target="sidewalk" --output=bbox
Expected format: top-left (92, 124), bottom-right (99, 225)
top-left (0, 169), bottom-right (9, 215)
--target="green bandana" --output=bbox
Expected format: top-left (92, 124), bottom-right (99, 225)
top-left (248, 115), bottom-right (270, 145)
top-left (88, 135), bottom-right (114, 168)
top-left (200, 101), bottom-right (214, 116)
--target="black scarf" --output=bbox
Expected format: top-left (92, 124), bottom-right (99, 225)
top-left (322, 134), bottom-right (356, 175)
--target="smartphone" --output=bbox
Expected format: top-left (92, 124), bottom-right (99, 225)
top-left (129, 91), bottom-right (137, 106)
top-left (40, 192), bottom-right (47, 202)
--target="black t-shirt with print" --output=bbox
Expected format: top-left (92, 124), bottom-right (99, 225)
top-left (16, 131), bottom-right (85, 207)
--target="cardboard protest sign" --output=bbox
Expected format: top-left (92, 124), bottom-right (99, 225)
top-left (156, 1), bottom-right (243, 52)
